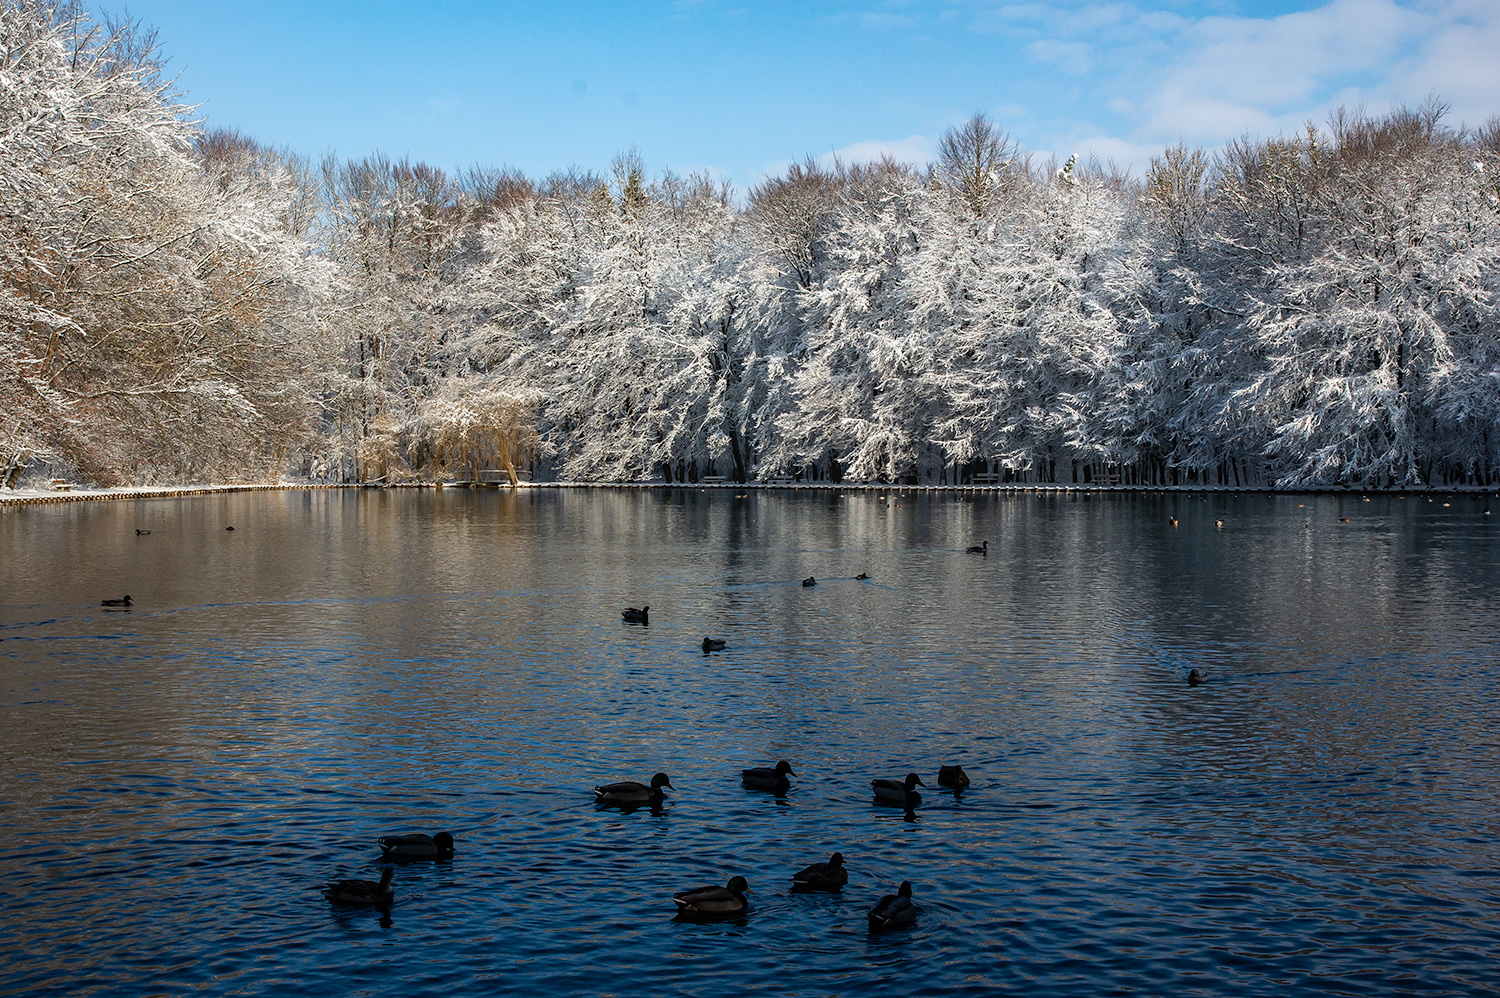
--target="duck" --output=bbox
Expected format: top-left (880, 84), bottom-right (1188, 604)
top-left (225, 526), bottom-right (234, 531)
top-left (100, 595), bottom-right (132, 607)
top-left (802, 576), bottom-right (816, 587)
top-left (135, 529), bottom-right (150, 536)
top-left (621, 606), bottom-right (649, 624)
top-left (1188, 669), bottom-right (1206, 686)
top-left (701, 637), bottom-right (726, 653)
top-left (1339, 516), bottom-right (1350, 523)
top-left (1169, 517), bottom-right (1178, 528)
top-left (325, 867), bottom-right (394, 906)
top-left (867, 880), bottom-right (917, 932)
top-left (937, 765), bottom-right (970, 789)
top-left (594, 772), bottom-right (673, 806)
top-left (791, 852), bottom-right (847, 892)
top-left (378, 831), bottom-right (455, 860)
top-left (872, 772), bottom-right (926, 807)
top-left (855, 572), bottom-right (870, 580)
top-left (965, 540), bottom-right (988, 555)
top-left (673, 875), bottom-right (750, 920)
top-left (741, 760), bottom-right (795, 793)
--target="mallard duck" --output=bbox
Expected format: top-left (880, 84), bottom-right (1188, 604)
top-left (791, 852), bottom-right (847, 891)
top-left (802, 576), bottom-right (816, 587)
top-left (378, 831), bottom-right (454, 859)
top-left (622, 606), bottom-right (649, 624)
top-left (872, 772), bottom-right (925, 807)
top-left (741, 760), bottom-right (794, 793)
top-left (673, 875), bottom-right (750, 920)
top-left (855, 572), bottom-right (869, 580)
top-left (1188, 669), bottom-right (1206, 686)
top-left (937, 765), bottom-right (970, 789)
top-left (868, 880), bottom-right (917, 931)
top-left (702, 637), bottom-right (726, 653)
top-left (100, 595), bottom-right (132, 607)
top-left (135, 529), bottom-right (150, 535)
top-left (965, 541), bottom-right (988, 555)
top-left (594, 772), bottom-right (673, 806)
top-left (325, 867), bottom-right (394, 906)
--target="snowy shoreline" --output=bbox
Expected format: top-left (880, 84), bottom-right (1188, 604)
top-left (4, 481), bottom-right (1498, 507)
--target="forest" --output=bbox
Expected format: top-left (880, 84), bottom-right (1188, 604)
top-left (4, 1), bottom-right (1500, 490)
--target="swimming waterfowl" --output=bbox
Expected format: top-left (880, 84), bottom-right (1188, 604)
top-left (673, 875), bottom-right (750, 920)
top-left (1169, 517), bottom-right (1178, 528)
top-left (966, 541), bottom-right (988, 555)
top-left (937, 765), bottom-right (970, 789)
top-left (594, 772), bottom-right (673, 806)
top-left (701, 637), bottom-right (726, 653)
top-left (100, 595), bottom-right (132, 607)
top-left (867, 880), bottom-right (917, 932)
top-left (622, 606), bottom-right (649, 624)
top-left (378, 832), bottom-right (455, 859)
top-left (791, 852), bottom-right (847, 891)
top-left (872, 772), bottom-right (925, 807)
top-left (135, 529), bottom-right (150, 535)
top-left (855, 572), bottom-right (869, 580)
top-left (1188, 669), bottom-right (1206, 686)
top-left (802, 576), bottom-right (816, 586)
top-left (741, 760), bottom-right (795, 793)
top-left (225, 526), bottom-right (234, 531)
top-left (325, 867), bottom-right (394, 906)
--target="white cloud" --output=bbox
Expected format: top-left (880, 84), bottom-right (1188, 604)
top-left (994, 0), bottom-right (1500, 164)
top-left (818, 134), bottom-right (939, 169)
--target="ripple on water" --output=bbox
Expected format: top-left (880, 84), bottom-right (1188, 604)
top-left (2, 490), bottom-right (1500, 996)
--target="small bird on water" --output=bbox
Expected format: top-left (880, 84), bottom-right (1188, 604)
top-left (622, 606), bottom-right (649, 624)
top-left (594, 772), bottom-right (673, 807)
top-left (855, 572), bottom-right (869, 580)
top-left (378, 832), bottom-right (455, 860)
top-left (791, 852), bottom-right (847, 892)
top-left (135, 529), bottom-right (150, 535)
top-left (867, 881), bottom-right (917, 932)
top-left (324, 867), bottom-right (394, 906)
top-left (673, 876), bottom-right (751, 920)
top-left (1188, 669), bottom-right (1206, 686)
top-left (702, 637), bottom-right (726, 653)
top-left (872, 772), bottom-right (926, 807)
top-left (966, 540), bottom-right (989, 555)
top-left (802, 576), bottom-right (817, 586)
top-left (741, 760), bottom-right (795, 793)
top-left (937, 765), bottom-right (970, 789)
top-left (101, 595), bottom-right (132, 607)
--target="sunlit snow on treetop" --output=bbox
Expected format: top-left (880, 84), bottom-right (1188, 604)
top-left (4, 3), bottom-right (1500, 491)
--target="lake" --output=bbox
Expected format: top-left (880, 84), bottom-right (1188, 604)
top-left (1, 487), bottom-right (1498, 996)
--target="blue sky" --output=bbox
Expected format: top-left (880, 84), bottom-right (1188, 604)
top-left (103, 1), bottom-right (1500, 189)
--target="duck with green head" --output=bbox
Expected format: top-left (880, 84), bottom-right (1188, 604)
top-left (741, 760), bottom-right (794, 794)
top-left (673, 875), bottom-right (750, 920)
top-left (872, 772), bottom-right (926, 807)
top-left (594, 772), bottom-right (673, 807)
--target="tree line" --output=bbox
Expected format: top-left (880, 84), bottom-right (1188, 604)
top-left (4, 1), bottom-right (1499, 490)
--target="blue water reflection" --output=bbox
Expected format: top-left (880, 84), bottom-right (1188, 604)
top-left (1, 488), bottom-right (1498, 996)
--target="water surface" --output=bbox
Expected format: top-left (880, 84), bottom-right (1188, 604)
top-left (2, 488), bottom-right (1498, 996)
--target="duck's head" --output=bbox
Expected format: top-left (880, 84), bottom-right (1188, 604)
top-left (433, 832), bottom-right (455, 851)
top-left (904, 772), bottom-right (926, 790)
top-left (774, 760), bottom-right (795, 777)
top-left (651, 772), bottom-right (674, 790)
top-left (896, 880), bottom-right (913, 898)
top-left (726, 875), bottom-right (750, 895)
top-left (828, 852), bottom-right (845, 868)
top-left (379, 867), bottom-right (395, 886)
